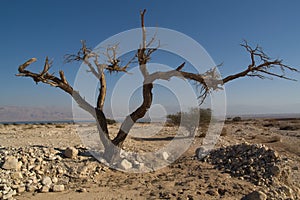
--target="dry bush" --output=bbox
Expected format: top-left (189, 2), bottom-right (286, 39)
top-left (232, 116), bottom-right (242, 122)
top-left (166, 108), bottom-right (212, 126)
top-left (279, 124), bottom-right (300, 131)
top-left (167, 108), bottom-right (212, 137)
top-left (22, 124), bottom-right (34, 130)
top-left (55, 124), bottom-right (65, 128)
top-left (106, 118), bottom-right (117, 125)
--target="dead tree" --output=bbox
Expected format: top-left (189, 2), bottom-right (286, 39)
top-left (16, 10), bottom-right (298, 162)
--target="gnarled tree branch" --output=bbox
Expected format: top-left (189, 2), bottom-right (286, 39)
top-left (17, 57), bottom-right (101, 119)
top-left (16, 58), bottom-right (112, 157)
top-left (223, 41), bottom-right (299, 83)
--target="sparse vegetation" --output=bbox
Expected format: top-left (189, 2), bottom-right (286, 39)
top-left (166, 108), bottom-right (212, 126)
top-left (167, 108), bottom-right (212, 136)
top-left (106, 118), bottom-right (117, 125)
top-left (279, 124), bottom-right (300, 131)
top-left (55, 124), bottom-right (65, 128)
top-left (263, 123), bottom-right (276, 127)
top-left (232, 116), bottom-right (242, 122)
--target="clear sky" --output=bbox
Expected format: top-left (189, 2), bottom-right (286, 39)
top-left (1, 0), bottom-right (300, 116)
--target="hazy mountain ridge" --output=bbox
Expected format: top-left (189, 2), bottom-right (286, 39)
top-left (0, 106), bottom-right (73, 122)
top-left (1, 106), bottom-right (299, 123)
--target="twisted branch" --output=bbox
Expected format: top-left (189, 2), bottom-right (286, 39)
top-left (223, 41), bottom-right (299, 83)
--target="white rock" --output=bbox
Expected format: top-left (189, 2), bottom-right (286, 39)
top-left (2, 156), bottom-right (22, 171)
top-left (52, 184), bottom-right (64, 192)
top-left (26, 185), bottom-right (37, 192)
top-left (57, 168), bottom-right (64, 174)
top-left (2, 189), bottom-right (16, 200)
top-left (120, 159), bottom-right (132, 170)
top-left (52, 177), bottom-right (58, 184)
top-left (40, 185), bottom-right (50, 193)
top-left (195, 147), bottom-right (209, 160)
top-left (99, 158), bottom-right (109, 166)
top-left (11, 171), bottom-right (23, 179)
top-left (162, 152), bottom-right (169, 160)
top-left (42, 176), bottom-right (52, 186)
top-left (17, 186), bottom-right (26, 193)
top-left (34, 178), bottom-right (39, 184)
top-left (139, 162), bottom-right (145, 169)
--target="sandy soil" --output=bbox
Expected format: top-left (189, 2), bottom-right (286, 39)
top-left (0, 118), bottom-right (299, 199)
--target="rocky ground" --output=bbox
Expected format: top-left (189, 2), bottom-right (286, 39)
top-left (0, 118), bottom-right (299, 200)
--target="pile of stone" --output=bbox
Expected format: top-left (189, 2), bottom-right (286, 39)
top-left (0, 146), bottom-right (101, 199)
top-left (197, 143), bottom-right (281, 186)
top-left (0, 144), bottom-right (171, 199)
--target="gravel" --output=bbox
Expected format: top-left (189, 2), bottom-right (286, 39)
top-left (0, 146), bottom-right (105, 199)
top-left (198, 142), bottom-right (281, 186)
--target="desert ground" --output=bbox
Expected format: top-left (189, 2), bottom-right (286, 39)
top-left (0, 118), bottom-right (299, 200)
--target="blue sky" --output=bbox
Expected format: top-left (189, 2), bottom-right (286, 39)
top-left (1, 0), bottom-right (300, 116)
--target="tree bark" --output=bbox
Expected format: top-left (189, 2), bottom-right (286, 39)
top-left (112, 83), bottom-right (153, 146)
top-left (97, 73), bottom-right (106, 111)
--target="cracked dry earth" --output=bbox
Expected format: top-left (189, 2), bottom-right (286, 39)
top-left (0, 118), bottom-right (299, 200)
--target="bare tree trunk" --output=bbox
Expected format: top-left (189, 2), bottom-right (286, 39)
top-left (97, 73), bottom-right (106, 110)
top-left (112, 83), bottom-right (153, 146)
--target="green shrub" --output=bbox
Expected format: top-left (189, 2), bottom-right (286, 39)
top-left (167, 108), bottom-right (212, 125)
top-left (167, 108), bottom-right (212, 128)
top-left (106, 118), bottom-right (117, 125)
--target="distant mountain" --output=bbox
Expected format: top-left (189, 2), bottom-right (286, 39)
top-left (0, 106), bottom-right (73, 122)
top-left (227, 113), bottom-right (300, 119)
top-left (5, 104), bottom-right (298, 123)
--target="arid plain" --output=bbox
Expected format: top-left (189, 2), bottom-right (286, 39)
top-left (0, 118), bottom-right (299, 200)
